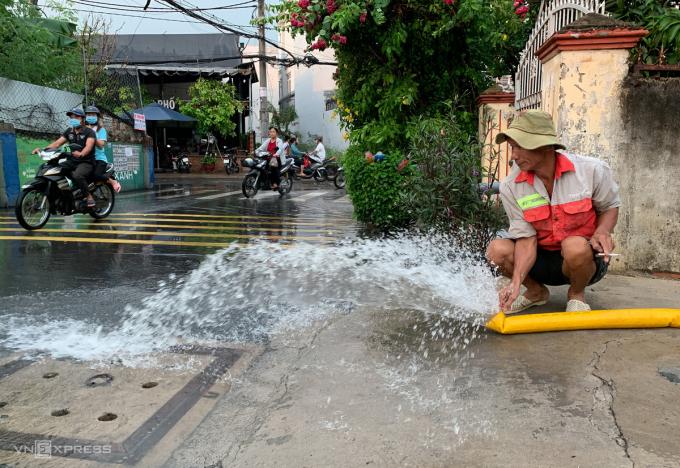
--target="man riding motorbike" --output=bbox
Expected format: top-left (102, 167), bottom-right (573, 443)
top-left (32, 107), bottom-right (97, 207)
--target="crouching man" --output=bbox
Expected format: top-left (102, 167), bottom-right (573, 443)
top-left (487, 110), bottom-right (621, 313)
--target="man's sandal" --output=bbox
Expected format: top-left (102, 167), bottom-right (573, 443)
top-left (566, 299), bottom-right (591, 312)
top-left (507, 295), bottom-right (548, 314)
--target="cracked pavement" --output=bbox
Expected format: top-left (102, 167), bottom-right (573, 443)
top-left (164, 274), bottom-right (680, 467)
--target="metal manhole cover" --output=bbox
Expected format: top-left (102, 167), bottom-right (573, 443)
top-left (0, 345), bottom-right (245, 464)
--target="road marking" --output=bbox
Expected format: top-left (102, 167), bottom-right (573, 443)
top-left (197, 190), bottom-right (242, 200)
top-left (292, 191), bottom-right (330, 202)
top-left (239, 191), bottom-right (281, 201)
top-left (109, 211), bottom-right (353, 222)
top-left (0, 221), bottom-right (345, 234)
top-left (0, 235), bottom-right (246, 248)
top-left (0, 228), bottom-right (334, 242)
top-left (157, 189), bottom-right (217, 200)
top-left (82, 216), bottom-right (342, 227)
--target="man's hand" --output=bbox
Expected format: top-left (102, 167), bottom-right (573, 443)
top-left (499, 282), bottom-right (521, 312)
top-left (590, 230), bottom-right (615, 263)
top-left (72, 151), bottom-right (82, 158)
top-left (32, 148), bottom-right (41, 155)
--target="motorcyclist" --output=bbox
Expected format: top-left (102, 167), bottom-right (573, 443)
top-left (32, 107), bottom-right (97, 207)
top-left (289, 136), bottom-right (305, 168)
top-left (85, 105), bottom-right (121, 193)
top-left (255, 127), bottom-right (284, 190)
top-left (301, 136), bottom-right (326, 176)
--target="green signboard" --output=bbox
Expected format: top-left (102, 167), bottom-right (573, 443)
top-left (15, 137), bottom-right (146, 191)
top-left (15, 136), bottom-right (51, 185)
top-left (106, 143), bottom-right (146, 191)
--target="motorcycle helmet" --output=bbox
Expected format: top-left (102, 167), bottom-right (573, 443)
top-left (243, 158), bottom-right (254, 168)
top-left (84, 105), bottom-right (101, 114)
top-left (66, 107), bottom-right (85, 118)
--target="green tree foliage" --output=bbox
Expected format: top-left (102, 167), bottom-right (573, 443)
top-left (343, 148), bottom-right (413, 229)
top-left (606, 0), bottom-right (680, 64)
top-left (272, 0), bottom-right (526, 234)
top-left (179, 78), bottom-right (244, 138)
top-left (269, 104), bottom-right (298, 136)
top-left (0, 0), bottom-right (81, 90)
top-left (403, 112), bottom-right (506, 253)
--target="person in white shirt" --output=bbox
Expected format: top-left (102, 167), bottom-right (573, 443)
top-left (310, 136), bottom-right (326, 163)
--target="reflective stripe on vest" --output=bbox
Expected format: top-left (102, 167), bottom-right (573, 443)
top-left (517, 193), bottom-right (549, 210)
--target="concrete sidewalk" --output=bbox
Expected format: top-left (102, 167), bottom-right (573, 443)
top-left (165, 273), bottom-right (680, 467)
top-left (1, 273), bottom-right (678, 467)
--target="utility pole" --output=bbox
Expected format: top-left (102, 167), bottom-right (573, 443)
top-left (258, 0), bottom-right (268, 140)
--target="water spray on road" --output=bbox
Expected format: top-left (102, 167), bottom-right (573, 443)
top-left (1, 234), bottom-right (498, 364)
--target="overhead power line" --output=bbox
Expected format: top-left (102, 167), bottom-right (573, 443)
top-left (81, 0), bottom-right (256, 13)
top-left (156, 0), bottom-right (299, 63)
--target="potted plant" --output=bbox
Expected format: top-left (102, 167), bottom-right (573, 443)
top-left (201, 152), bottom-right (217, 172)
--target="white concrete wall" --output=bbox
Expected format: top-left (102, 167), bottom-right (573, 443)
top-left (244, 45), bottom-right (280, 140)
top-left (278, 32), bottom-right (348, 151)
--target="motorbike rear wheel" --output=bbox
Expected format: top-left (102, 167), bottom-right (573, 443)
top-left (242, 174), bottom-right (258, 198)
top-left (279, 173), bottom-right (293, 196)
top-left (313, 168), bottom-right (327, 182)
top-left (89, 183), bottom-right (115, 219)
top-left (15, 188), bottom-right (50, 230)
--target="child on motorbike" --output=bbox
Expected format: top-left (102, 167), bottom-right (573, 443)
top-left (32, 107), bottom-right (97, 207)
top-left (85, 106), bottom-right (121, 193)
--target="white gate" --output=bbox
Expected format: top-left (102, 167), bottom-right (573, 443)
top-left (515, 0), bottom-right (606, 111)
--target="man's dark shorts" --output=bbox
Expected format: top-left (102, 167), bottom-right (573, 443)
top-left (529, 248), bottom-right (608, 286)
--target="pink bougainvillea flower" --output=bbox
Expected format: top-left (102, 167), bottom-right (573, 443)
top-left (331, 34), bottom-right (347, 45)
top-left (443, 0), bottom-right (454, 4)
top-left (359, 11), bottom-right (367, 23)
top-left (326, 0), bottom-right (337, 14)
top-left (298, 0), bottom-right (310, 9)
top-left (513, 0), bottom-right (522, 7)
top-left (515, 5), bottom-right (529, 15)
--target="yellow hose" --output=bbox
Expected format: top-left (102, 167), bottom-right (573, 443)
top-left (485, 308), bottom-right (680, 334)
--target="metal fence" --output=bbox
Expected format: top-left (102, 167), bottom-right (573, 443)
top-left (514, 0), bottom-right (606, 111)
top-left (0, 69), bottom-right (144, 135)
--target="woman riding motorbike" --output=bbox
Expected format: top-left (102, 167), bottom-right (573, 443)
top-left (255, 127), bottom-right (284, 190)
top-left (85, 106), bottom-right (121, 193)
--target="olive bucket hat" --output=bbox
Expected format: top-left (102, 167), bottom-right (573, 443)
top-left (495, 110), bottom-right (566, 150)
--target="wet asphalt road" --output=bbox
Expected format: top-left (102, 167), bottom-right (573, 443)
top-left (0, 177), bottom-right (356, 353)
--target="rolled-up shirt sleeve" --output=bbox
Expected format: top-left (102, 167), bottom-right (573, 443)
top-left (591, 161), bottom-right (621, 213)
top-left (500, 183), bottom-right (537, 239)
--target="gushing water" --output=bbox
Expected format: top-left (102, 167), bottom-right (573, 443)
top-left (1, 234), bottom-right (498, 364)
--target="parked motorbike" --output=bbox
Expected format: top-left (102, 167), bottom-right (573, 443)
top-left (223, 146), bottom-right (241, 175)
top-left (168, 145), bottom-right (191, 173)
top-left (241, 151), bottom-right (294, 198)
top-left (293, 155), bottom-right (339, 182)
top-left (15, 146), bottom-right (116, 230)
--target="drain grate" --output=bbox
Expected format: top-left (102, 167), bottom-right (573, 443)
top-left (0, 345), bottom-right (243, 464)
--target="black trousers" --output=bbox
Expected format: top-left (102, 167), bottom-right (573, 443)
top-left (269, 158), bottom-right (281, 186)
top-left (63, 160), bottom-right (94, 195)
top-left (92, 160), bottom-right (110, 182)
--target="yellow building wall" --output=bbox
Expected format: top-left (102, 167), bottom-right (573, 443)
top-left (479, 101), bottom-right (516, 183)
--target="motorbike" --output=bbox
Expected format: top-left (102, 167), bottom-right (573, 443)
top-left (15, 145), bottom-right (116, 230)
top-left (241, 151), bottom-right (294, 198)
top-left (169, 145), bottom-right (191, 173)
top-left (293, 155), bottom-right (339, 182)
top-left (222, 146), bottom-right (241, 175)
top-left (334, 166), bottom-right (346, 189)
